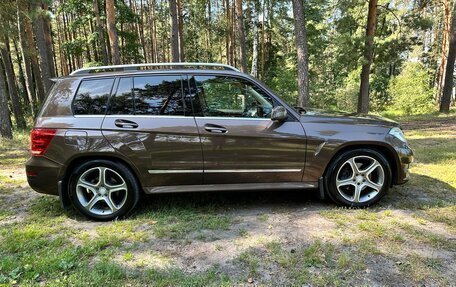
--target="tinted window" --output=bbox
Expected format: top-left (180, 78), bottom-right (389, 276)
top-left (73, 78), bottom-right (114, 115)
top-left (133, 75), bottom-right (185, 115)
top-left (193, 76), bottom-right (274, 118)
top-left (110, 78), bottom-right (134, 115)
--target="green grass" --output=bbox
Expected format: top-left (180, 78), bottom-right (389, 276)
top-left (236, 240), bottom-right (365, 286)
top-left (0, 113), bottom-right (455, 286)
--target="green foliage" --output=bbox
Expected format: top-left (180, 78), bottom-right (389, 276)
top-left (267, 60), bottom-right (298, 105)
top-left (333, 69), bottom-right (360, 112)
top-left (388, 62), bottom-right (434, 115)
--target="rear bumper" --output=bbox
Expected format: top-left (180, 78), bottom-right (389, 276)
top-left (25, 156), bottom-right (63, 196)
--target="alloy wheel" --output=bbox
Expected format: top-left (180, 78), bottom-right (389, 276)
top-left (76, 167), bottom-right (128, 215)
top-left (335, 155), bottom-right (385, 203)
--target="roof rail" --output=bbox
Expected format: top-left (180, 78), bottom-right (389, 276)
top-left (70, 62), bottom-right (240, 75)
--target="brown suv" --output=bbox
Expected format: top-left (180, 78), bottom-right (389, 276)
top-left (25, 63), bottom-right (413, 220)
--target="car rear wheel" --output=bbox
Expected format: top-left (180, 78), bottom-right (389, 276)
top-left (325, 149), bottom-right (392, 207)
top-left (69, 160), bottom-right (140, 220)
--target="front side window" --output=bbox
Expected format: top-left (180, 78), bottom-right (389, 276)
top-left (73, 78), bottom-right (114, 115)
top-left (192, 75), bottom-right (274, 118)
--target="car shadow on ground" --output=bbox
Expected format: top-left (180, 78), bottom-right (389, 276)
top-left (130, 172), bottom-right (455, 217)
top-left (21, 171), bottom-right (453, 222)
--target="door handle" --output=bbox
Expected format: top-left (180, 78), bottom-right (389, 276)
top-left (204, 124), bottom-right (228, 134)
top-left (114, 119), bottom-right (139, 129)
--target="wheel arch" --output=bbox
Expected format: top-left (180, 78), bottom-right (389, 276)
top-left (58, 153), bottom-right (145, 208)
top-left (323, 143), bottom-right (400, 185)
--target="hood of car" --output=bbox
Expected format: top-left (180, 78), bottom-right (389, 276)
top-left (298, 108), bottom-right (400, 127)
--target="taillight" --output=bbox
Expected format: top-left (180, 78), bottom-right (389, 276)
top-left (30, 128), bottom-right (57, 156)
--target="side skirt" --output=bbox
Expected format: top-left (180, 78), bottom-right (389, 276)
top-left (144, 182), bottom-right (318, 194)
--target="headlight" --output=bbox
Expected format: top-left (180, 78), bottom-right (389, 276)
top-left (389, 127), bottom-right (407, 143)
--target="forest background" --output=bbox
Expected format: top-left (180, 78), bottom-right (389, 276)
top-left (0, 0), bottom-right (455, 139)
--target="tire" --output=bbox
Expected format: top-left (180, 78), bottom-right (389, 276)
top-left (324, 149), bottom-right (392, 207)
top-left (68, 159), bottom-right (141, 221)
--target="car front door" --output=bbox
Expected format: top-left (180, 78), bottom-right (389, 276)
top-left (188, 74), bottom-right (307, 184)
top-left (101, 74), bottom-right (203, 188)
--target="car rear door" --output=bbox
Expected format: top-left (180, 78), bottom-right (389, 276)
top-left (101, 74), bottom-right (203, 188)
top-left (188, 74), bottom-right (307, 184)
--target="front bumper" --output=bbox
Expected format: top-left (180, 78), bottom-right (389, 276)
top-left (393, 145), bottom-right (414, 185)
top-left (25, 156), bottom-right (63, 196)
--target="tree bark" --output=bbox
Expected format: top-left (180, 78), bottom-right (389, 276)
top-left (169, 0), bottom-right (180, 62)
top-left (33, 2), bottom-right (55, 95)
top-left (106, 0), bottom-right (121, 64)
top-left (357, 0), bottom-right (378, 114)
top-left (0, 38), bottom-right (26, 129)
top-left (292, 0), bottom-right (310, 107)
top-left (235, 0), bottom-right (247, 72)
top-left (440, 1), bottom-right (456, 113)
top-left (0, 60), bottom-right (12, 139)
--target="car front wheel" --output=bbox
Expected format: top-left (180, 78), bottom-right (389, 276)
top-left (325, 149), bottom-right (392, 207)
top-left (69, 160), bottom-right (141, 220)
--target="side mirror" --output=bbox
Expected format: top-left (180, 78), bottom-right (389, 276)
top-left (271, 106), bottom-right (288, 122)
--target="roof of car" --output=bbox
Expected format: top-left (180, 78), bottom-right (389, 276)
top-left (52, 63), bottom-right (250, 81)
top-left (73, 62), bottom-right (238, 75)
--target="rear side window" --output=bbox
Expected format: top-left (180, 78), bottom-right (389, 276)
top-left (110, 78), bottom-right (134, 115)
top-left (134, 75), bottom-right (185, 115)
top-left (109, 75), bottom-right (191, 116)
top-left (73, 78), bottom-right (114, 115)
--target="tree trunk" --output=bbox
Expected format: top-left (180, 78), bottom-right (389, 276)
top-left (205, 0), bottom-right (212, 61)
top-left (25, 17), bottom-right (45, 102)
top-left (94, 0), bottom-right (109, 65)
top-left (33, 2), bottom-right (55, 94)
top-left (148, 0), bottom-right (157, 63)
top-left (261, 0), bottom-right (265, 78)
top-left (436, 0), bottom-right (452, 101)
top-left (0, 60), bottom-right (12, 139)
top-left (357, 0), bottom-right (378, 114)
top-left (62, 10), bottom-right (73, 72)
top-left (177, 0), bottom-right (185, 62)
top-left (251, 1), bottom-right (259, 78)
top-left (235, 0), bottom-right (247, 72)
top-left (230, 0), bottom-right (235, 66)
top-left (224, 0), bottom-right (230, 64)
top-left (106, 0), bottom-right (121, 64)
top-left (292, 0), bottom-right (310, 107)
top-left (440, 1), bottom-right (456, 113)
top-left (169, 0), bottom-right (180, 62)
top-left (137, 0), bottom-right (147, 62)
top-left (56, 12), bottom-right (68, 76)
top-left (42, 3), bottom-right (56, 78)
top-left (11, 38), bottom-right (30, 109)
top-left (89, 17), bottom-right (99, 63)
top-left (0, 38), bottom-right (26, 129)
